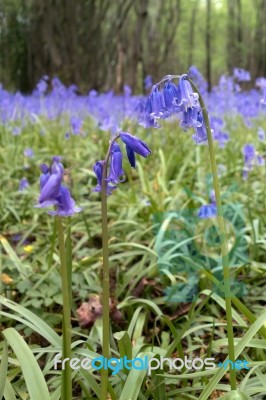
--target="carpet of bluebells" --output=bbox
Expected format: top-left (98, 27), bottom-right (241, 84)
top-left (1, 67), bottom-right (266, 398)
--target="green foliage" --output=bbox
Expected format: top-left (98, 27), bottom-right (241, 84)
top-left (1, 115), bottom-right (266, 398)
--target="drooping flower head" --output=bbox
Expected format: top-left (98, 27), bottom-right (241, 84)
top-left (92, 132), bottom-right (151, 194)
top-left (35, 156), bottom-right (81, 216)
top-left (139, 74), bottom-right (205, 144)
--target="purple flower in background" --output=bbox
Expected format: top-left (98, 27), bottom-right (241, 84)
top-left (144, 75), bottom-right (153, 90)
top-left (35, 156), bottom-right (81, 216)
top-left (65, 132), bottom-right (70, 140)
top-left (233, 68), bottom-right (251, 82)
top-left (19, 177), bottom-right (29, 191)
top-left (198, 203), bottom-right (217, 219)
top-left (213, 131), bottom-right (230, 148)
top-left (242, 143), bottom-right (264, 179)
top-left (70, 116), bottom-right (82, 135)
top-left (24, 148), bottom-right (34, 158)
top-left (120, 132), bottom-right (151, 168)
top-left (258, 127), bottom-right (265, 141)
top-left (12, 127), bottom-right (21, 136)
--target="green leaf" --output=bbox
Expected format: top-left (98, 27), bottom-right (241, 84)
top-left (218, 390), bottom-right (251, 400)
top-left (119, 352), bottom-right (153, 400)
top-left (2, 327), bottom-right (51, 400)
top-left (0, 341), bottom-right (8, 398)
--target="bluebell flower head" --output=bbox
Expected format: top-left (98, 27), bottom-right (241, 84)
top-left (258, 127), bottom-right (265, 141)
top-left (107, 142), bottom-right (124, 184)
top-left (174, 74), bottom-right (199, 111)
top-left (39, 163), bottom-right (50, 189)
top-left (120, 132), bottom-right (151, 168)
top-left (37, 157), bottom-right (63, 206)
top-left (163, 80), bottom-right (180, 111)
top-left (48, 186), bottom-right (82, 217)
top-left (180, 107), bottom-right (200, 131)
top-left (19, 177), bottom-right (29, 192)
top-left (242, 144), bottom-right (255, 166)
top-left (144, 75), bottom-right (153, 90)
top-left (233, 68), bottom-right (251, 82)
top-left (198, 203), bottom-right (217, 219)
top-left (93, 160), bottom-right (116, 195)
top-left (70, 116), bottom-right (82, 135)
top-left (191, 112), bottom-right (208, 144)
top-left (35, 157), bottom-right (81, 216)
top-left (24, 148), bottom-right (34, 158)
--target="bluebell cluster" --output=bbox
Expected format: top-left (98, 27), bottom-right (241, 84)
top-left (139, 74), bottom-right (209, 145)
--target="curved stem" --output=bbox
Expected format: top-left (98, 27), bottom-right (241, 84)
top-left (100, 134), bottom-right (120, 400)
top-left (56, 216), bottom-right (72, 400)
top-left (189, 78), bottom-right (237, 390)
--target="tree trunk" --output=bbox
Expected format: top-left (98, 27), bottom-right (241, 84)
top-left (206, 0), bottom-right (212, 92)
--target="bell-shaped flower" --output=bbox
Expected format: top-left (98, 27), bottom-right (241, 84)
top-left (35, 156), bottom-right (81, 216)
top-left (174, 74), bottom-right (199, 112)
top-left (120, 132), bottom-right (151, 169)
top-left (39, 164), bottom-right (50, 189)
top-left (107, 142), bottom-right (124, 184)
top-left (93, 160), bottom-right (117, 195)
top-left (48, 186), bottom-right (82, 217)
top-left (38, 158), bottom-right (63, 206)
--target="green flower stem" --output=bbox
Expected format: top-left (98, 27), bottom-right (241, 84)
top-left (56, 216), bottom-right (72, 400)
top-left (100, 134), bottom-right (120, 400)
top-left (189, 79), bottom-right (237, 391)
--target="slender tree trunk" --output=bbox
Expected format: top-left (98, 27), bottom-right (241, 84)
top-left (206, 0), bottom-right (212, 92)
top-left (227, 0), bottom-right (236, 72)
top-left (188, 0), bottom-right (199, 67)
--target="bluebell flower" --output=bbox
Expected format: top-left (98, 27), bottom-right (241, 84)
top-left (12, 127), bottom-right (21, 136)
top-left (163, 80), bottom-right (180, 111)
top-left (144, 75), bottom-right (153, 90)
top-left (24, 148), bottom-right (34, 158)
top-left (93, 160), bottom-right (116, 195)
top-left (258, 127), bottom-right (265, 141)
top-left (107, 142), bottom-right (124, 184)
top-left (48, 186), bottom-right (82, 217)
top-left (39, 164), bottom-right (50, 189)
top-left (198, 203), bottom-right (217, 219)
top-left (35, 157), bottom-right (81, 216)
top-left (233, 68), bottom-right (251, 82)
top-left (120, 132), bottom-right (151, 168)
top-left (174, 74), bottom-right (199, 112)
top-left (180, 107), bottom-right (200, 131)
top-left (70, 116), bottom-right (82, 135)
top-left (242, 144), bottom-right (264, 179)
top-left (37, 157), bottom-right (64, 206)
top-left (19, 177), bottom-right (29, 192)
top-left (191, 112), bottom-right (208, 144)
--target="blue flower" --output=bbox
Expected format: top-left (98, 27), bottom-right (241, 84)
top-left (24, 148), bottom-right (34, 158)
top-left (48, 186), bottom-right (82, 217)
top-left (107, 142), bottom-right (124, 184)
top-left (35, 157), bottom-right (81, 216)
top-left (174, 74), bottom-right (200, 112)
top-left (163, 80), bottom-right (180, 112)
top-left (19, 177), bottom-right (29, 192)
top-left (191, 112), bottom-right (208, 144)
top-left (258, 127), bottom-right (265, 141)
top-left (198, 203), bottom-right (217, 219)
top-left (120, 132), bottom-right (151, 168)
top-left (93, 160), bottom-right (116, 195)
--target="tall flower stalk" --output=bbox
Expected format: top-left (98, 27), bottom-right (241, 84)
top-left (93, 133), bottom-right (151, 399)
top-left (35, 156), bottom-right (81, 400)
top-left (189, 78), bottom-right (237, 390)
top-left (140, 74), bottom-right (237, 390)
